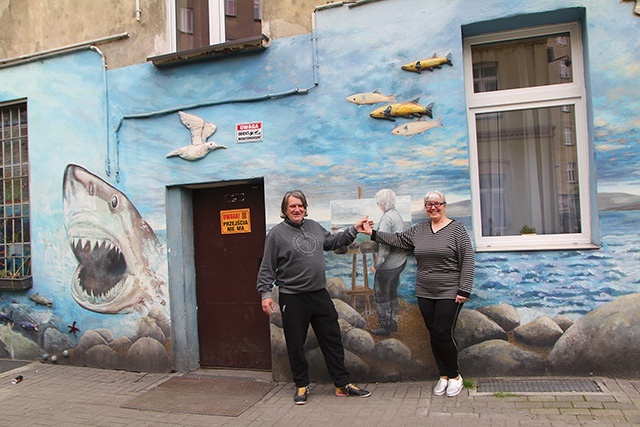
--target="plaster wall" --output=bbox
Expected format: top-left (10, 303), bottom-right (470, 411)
top-left (0, 0), bottom-right (639, 378)
top-left (0, 0), bottom-right (315, 69)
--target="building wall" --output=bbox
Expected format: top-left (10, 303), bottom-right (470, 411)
top-left (0, 0), bottom-right (639, 378)
top-left (0, 0), bottom-right (315, 69)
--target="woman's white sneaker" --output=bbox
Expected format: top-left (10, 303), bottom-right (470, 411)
top-left (433, 378), bottom-right (448, 395)
top-left (446, 376), bottom-right (464, 397)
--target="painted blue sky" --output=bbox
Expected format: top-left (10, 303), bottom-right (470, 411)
top-left (101, 0), bottom-right (640, 229)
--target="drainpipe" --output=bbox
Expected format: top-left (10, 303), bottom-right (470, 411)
top-left (0, 33), bottom-right (130, 69)
top-left (0, 33), bottom-right (130, 178)
top-left (89, 46), bottom-right (113, 178)
top-left (135, 0), bottom-right (142, 21)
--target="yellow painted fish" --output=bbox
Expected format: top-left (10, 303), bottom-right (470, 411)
top-left (369, 98), bottom-right (434, 121)
top-left (345, 89), bottom-right (396, 105)
top-left (401, 52), bottom-right (452, 74)
top-left (391, 116), bottom-right (444, 137)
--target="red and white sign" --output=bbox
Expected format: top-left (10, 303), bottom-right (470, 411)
top-left (236, 121), bottom-right (263, 143)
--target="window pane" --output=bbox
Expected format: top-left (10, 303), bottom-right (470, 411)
top-left (226, 0), bottom-right (236, 16)
top-left (176, 0), bottom-right (210, 51)
top-left (471, 32), bottom-right (572, 93)
top-left (476, 106), bottom-right (581, 236)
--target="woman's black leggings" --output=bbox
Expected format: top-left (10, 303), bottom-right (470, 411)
top-left (418, 297), bottom-right (463, 378)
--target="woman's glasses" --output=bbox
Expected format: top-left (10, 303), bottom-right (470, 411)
top-left (425, 202), bottom-right (445, 209)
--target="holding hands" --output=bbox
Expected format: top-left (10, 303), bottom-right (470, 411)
top-left (355, 216), bottom-right (374, 235)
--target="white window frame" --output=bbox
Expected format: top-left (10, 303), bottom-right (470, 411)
top-left (464, 22), bottom-right (596, 252)
top-left (168, 0), bottom-right (226, 52)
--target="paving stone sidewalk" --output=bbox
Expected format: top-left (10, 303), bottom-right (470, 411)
top-left (1, 362), bottom-right (640, 426)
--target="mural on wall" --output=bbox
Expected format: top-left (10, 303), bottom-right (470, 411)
top-left (1, 0), bottom-right (640, 378)
top-left (391, 116), bottom-right (444, 137)
top-left (369, 98), bottom-right (434, 121)
top-left (63, 164), bottom-right (166, 314)
top-left (61, 164), bottom-right (172, 372)
top-left (166, 111), bottom-right (226, 161)
top-left (622, 0), bottom-right (640, 15)
top-left (345, 89), bottom-right (397, 105)
top-left (401, 52), bottom-right (453, 74)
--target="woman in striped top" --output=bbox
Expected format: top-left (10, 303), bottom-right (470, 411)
top-left (358, 190), bottom-right (474, 397)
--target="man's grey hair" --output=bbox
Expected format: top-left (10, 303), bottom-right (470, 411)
top-left (424, 190), bottom-right (447, 205)
top-left (375, 188), bottom-right (396, 211)
top-left (280, 190), bottom-right (309, 218)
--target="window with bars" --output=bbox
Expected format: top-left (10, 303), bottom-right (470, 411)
top-left (0, 102), bottom-right (31, 278)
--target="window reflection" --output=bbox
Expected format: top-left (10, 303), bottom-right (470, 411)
top-left (472, 32), bottom-right (572, 92)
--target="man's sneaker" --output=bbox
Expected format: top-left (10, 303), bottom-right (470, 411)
top-left (433, 377), bottom-right (448, 396)
top-left (446, 376), bottom-right (464, 397)
top-left (335, 383), bottom-right (371, 398)
top-left (294, 386), bottom-right (309, 405)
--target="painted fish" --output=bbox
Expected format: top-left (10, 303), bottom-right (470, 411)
top-left (0, 311), bottom-right (12, 323)
top-left (345, 89), bottom-right (396, 105)
top-left (19, 321), bottom-right (38, 331)
top-left (370, 98), bottom-right (434, 121)
top-left (63, 164), bottom-right (166, 314)
top-left (401, 52), bottom-right (453, 74)
top-left (29, 293), bottom-right (53, 307)
top-left (391, 116), bottom-right (444, 137)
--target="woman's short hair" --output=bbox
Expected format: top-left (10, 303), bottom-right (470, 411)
top-left (424, 190), bottom-right (447, 206)
top-left (375, 189), bottom-right (396, 211)
top-left (280, 190), bottom-right (309, 218)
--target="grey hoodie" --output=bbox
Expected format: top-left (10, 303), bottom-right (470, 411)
top-left (257, 218), bottom-right (358, 300)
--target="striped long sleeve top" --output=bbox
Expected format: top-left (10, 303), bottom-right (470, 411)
top-left (372, 219), bottom-right (474, 299)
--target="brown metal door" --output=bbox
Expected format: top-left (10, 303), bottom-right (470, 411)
top-left (192, 180), bottom-right (271, 369)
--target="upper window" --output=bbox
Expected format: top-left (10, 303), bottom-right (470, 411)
top-left (172, 0), bottom-right (262, 52)
top-left (464, 22), bottom-right (596, 251)
top-left (225, 0), bottom-right (236, 17)
top-left (0, 101), bottom-right (31, 280)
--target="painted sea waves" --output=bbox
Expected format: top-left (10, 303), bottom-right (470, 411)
top-left (325, 210), bottom-right (640, 324)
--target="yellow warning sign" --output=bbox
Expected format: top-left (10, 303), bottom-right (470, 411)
top-left (220, 208), bottom-right (251, 234)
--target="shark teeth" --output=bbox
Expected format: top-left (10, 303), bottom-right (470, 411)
top-left (74, 273), bottom-right (126, 305)
top-left (70, 237), bottom-right (128, 301)
top-left (71, 238), bottom-right (122, 261)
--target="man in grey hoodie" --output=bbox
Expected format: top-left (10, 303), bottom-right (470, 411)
top-left (257, 190), bottom-right (371, 405)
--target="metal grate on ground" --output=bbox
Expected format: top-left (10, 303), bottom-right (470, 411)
top-left (0, 359), bottom-right (32, 374)
top-left (182, 372), bottom-right (271, 383)
top-left (477, 378), bottom-right (603, 394)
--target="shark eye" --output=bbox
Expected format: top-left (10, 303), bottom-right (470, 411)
top-left (110, 195), bottom-right (119, 209)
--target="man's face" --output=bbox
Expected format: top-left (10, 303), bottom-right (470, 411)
top-left (286, 196), bottom-right (307, 224)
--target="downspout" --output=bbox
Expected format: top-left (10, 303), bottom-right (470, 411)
top-left (0, 33), bottom-right (130, 68)
top-left (89, 46), bottom-right (113, 177)
top-left (0, 33), bottom-right (129, 178)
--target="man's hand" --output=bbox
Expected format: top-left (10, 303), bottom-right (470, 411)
top-left (261, 297), bottom-right (276, 315)
top-left (355, 216), bottom-right (374, 234)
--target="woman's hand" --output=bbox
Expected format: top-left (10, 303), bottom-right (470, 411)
top-left (356, 216), bottom-right (374, 235)
top-left (455, 295), bottom-right (468, 304)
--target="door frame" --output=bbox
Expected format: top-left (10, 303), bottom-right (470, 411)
top-left (165, 178), bottom-right (268, 372)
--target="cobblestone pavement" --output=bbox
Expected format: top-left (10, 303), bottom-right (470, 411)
top-left (1, 362), bottom-right (640, 426)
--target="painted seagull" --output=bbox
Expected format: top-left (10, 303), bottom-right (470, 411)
top-left (166, 111), bottom-right (227, 161)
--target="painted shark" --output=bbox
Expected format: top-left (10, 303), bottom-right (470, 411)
top-left (63, 164), bottom-right (166, 314)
